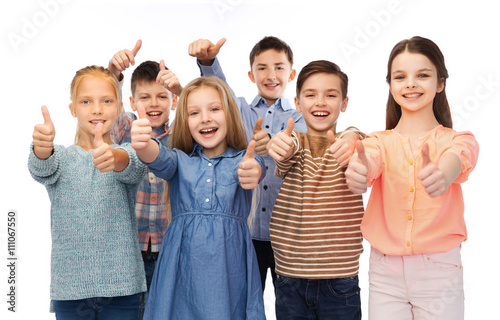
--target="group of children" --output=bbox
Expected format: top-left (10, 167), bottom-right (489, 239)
top-left (29, 35), bottom-right (479, 320)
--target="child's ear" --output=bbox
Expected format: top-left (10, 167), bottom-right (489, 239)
top-left (248, 70), bottom-right (256, 83)
top-left (294, 96), bottom-right (302, 113)
top-left (341, 97), bottom-right (349, 112)
top-left (437, 77), bottom-right (445, 93)
top-left (171, 95), bottom-right (178, 110)
top-left (68, 103), bottom-right (76, 117)
top-left (129, 96), bottom-right (137, 112)
top-left (288, 69), bottom-right (297, 82)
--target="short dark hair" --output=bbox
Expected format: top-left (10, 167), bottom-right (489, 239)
top-left (249, 36), bottom-right (293, 67)
top-left (296, 60), bottom-right (348, 99)
top-left (130, 60), bottom-right (169, 96)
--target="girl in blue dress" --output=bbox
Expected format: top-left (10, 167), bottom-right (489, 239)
top-left (131, 76), bottom-right (267, 320)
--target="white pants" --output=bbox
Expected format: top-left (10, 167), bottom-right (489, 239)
top-left (368, 246), bottom-right (464, 320)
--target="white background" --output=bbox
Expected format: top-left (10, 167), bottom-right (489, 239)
top-left (1, 0), bottom-right (499, 319)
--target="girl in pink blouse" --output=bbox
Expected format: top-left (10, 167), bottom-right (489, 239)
top-left (345, 36), bottom-right (479, 320)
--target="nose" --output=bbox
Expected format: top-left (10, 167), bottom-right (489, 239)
top-left (268, 68), bottom-right (277, 81)
top-left (406, 76), bottom-right (417, 89)
top-left (92, 102), bottom-right (103, 115)
top-left (201, 110), bottom-right (212, 123)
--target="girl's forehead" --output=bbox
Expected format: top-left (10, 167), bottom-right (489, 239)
top-left (391, 51), bottom-right (436, 72)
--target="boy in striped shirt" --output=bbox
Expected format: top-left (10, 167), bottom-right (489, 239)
top-left (267, 60), bottom-right (364, 320)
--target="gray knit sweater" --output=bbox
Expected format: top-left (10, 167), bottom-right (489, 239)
top-left (28, 143), bottom-right (147, 301)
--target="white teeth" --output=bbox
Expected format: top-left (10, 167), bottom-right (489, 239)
top-left (90, 120), bottom-right (104, 124)
top-left (148, 112), bottom-right (161, 116)
top-left (404, 93), bottom-right (422, 98)
top-left (313, 112), bottom-right (329, 116)
top-left (201, 128), bottom-right (216, 133)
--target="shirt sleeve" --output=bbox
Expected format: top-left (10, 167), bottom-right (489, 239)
top-left (274, 130), bottom-right (301, 178)
top-left (28, 144), bottom-right (64, 186)
top-left (113, 143), bottom-right (148, 184)
top-left (140, 138), bottom-right (179, 181)
top-left (442, 130), bottom-right (479, 183)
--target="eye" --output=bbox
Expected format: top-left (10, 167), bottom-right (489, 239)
top-left (393, 75), bottom-right (405, 80)
top-left (418, 73), bottom-right (430, 78)
top-left (81, 100), bottom-right (90, 104)
top-left (103, 99), bottom-right (113, 104)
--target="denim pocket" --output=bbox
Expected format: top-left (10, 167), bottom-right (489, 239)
top-left (326, 276), bottom-right (361, 306)
top-left (426, 246), bottom-right (462, 271)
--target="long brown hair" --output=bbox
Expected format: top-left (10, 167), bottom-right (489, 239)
top-left (385, 36), bottom-right (452, 130)
top-left (170, 76), bottom-right (247, 153)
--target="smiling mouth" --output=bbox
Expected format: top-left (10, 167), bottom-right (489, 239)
top-left (147, 111), bottom-right (162, 117)
top-left (312, 111), bottom-right (330, 117)
top-left (200, 128), bottom-right (218, 135)
top-left (403, 93), bottom-right (423, 98)
top-left (90, 120), bottom-right (105, 124)
top-left (265, 83), bottom-right (279, 89)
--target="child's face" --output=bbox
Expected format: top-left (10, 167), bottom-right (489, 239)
top-left (187, 86), bottom-right (227, 158)
top-left (295, 72), bottom-right (348, 137)
top-left (131, 81), bottom-right (176, 128)
top-left (389, 51), bottom-right (444, 114)
top-left (72, 76), bottom-right (121, 145)
top-left (248, 49), bottom-right (296, 106)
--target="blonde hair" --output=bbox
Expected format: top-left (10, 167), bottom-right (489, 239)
top-left (69, 65), bottom-right (121, 143)
top-left (171, 76), bottom-right (247, 153)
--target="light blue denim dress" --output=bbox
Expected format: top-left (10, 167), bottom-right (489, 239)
top-left (143, 142), bottom-right (266, 320)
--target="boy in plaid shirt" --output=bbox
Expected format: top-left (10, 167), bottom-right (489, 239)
top-left (108, 40), bottom-right (182, 319)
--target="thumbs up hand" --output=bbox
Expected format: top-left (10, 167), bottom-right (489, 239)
top-left (108, 39), bottom-right (142, 78)
top-left (92, 123), bottom-right (115, 172)
top-left (418, 143), bottom-right (447, 197)
top-left (32, 105), bottom-right (56, 159)
top-left (238, 140), bottom-right (262, 190)
top-left (188, 38), bottom-right (226, 65)
top-left (131, 105), bottom-right (153, 151)
top-left (266, 118), bottom-right (295, 161)
top-left (251, 117), bottom-right (270, 156)
top-left (156, 60), bottom-right (183, 97)
top-left (327, 130), bottom-right (356, 167)
top-left (345, 141), bottom-right (370, 194)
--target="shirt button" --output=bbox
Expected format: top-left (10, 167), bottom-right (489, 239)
top-left (205, 198), bottom-right (210, 202)
top-left (408, 215), bottom-right (413, 221)
top-left (262, 208), bottom-right (266, 212)
top-left (151, 196), bottom-right (156, 201)
top-left (409, 160), bottom-right (414, 165)
top-left (265, 125), bottom-right (270, 129)
top-left (263, 185), bottom-right (268, 190)
top-left (208, 163), bottom-right (212, 167)
top-left (406, 241), bottom-right (411, 247)
top-left (409, 186), bottom-right (414, 193)
top-left (207, 179), bottom-right (211, 183)
top-left (150, 223), bottom-right (154, 227)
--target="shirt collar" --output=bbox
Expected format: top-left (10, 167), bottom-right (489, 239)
top-left (152, 121), bottom-right (171, 140)
top-left (189, 143), bottom-right (240, 159)
top-left (250, 96), bottom-right (294, 111)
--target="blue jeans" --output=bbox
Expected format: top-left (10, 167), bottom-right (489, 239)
top-left (275, 275), bottom-right (361, 320)
top-left (53, 293), bottom-right (141, 320)
top-left (138, 253), bottom-right (158, 320)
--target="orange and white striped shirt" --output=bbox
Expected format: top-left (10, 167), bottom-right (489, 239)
top-left (270, 130), bottom-right (364, 279)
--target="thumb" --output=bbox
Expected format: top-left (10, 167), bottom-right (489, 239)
top-left (326, 130), bottom-right (336, 145)
top-left (284, 118), bottom-right (294, 137)
top-left (421, 143), bottom-right (431, 167)
top-left (243, 140), bottom-right (256, 161)
top-left (137, 104), bottom-right (147, 119)
top-left (41, 105), bottom-right (53, 125)
top-left (93, 122), bottom-right (103, 148)
top-left (253, 117), bottom-right (263, 134)
top-left (214, 38), bottom-right (226, 51)
top-left (132, 39), bottom-right (142, 57)
top-left (356, 141), bottom-right (369, 167)
top-left (160, 59), bottom-right (166, 71)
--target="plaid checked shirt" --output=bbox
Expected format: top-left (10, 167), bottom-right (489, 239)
top-left (112, 112), bottom-right (171, 252)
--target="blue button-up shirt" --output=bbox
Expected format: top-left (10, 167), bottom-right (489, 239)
top-left (199, 58), bottom-right (307, 240)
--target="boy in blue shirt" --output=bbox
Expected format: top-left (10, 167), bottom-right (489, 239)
top-left (189, 36), bottom-right (306, 293)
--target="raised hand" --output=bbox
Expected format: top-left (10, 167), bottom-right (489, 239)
top-left (345, 141), bottom-right (370, 194)
top-left (92, 123), bottom-right (115, 172)
top-left (418, 143), bottom-right (447, 197)
top-left (156, 60), bottom-right (182, 97)
top-left (238, 140), bottom-right (262, 190)
top-left (188, 38), bottom-right (226, 65)
top-left (327, 130), bottom-right (356, 167)
top-left (131, 105), bottom-right (153, 151)
top-left (108, 39), bottom-right (142, 78)
top-left (251, 117), bottom-right (270, 156)
top-left (266, 118), bottom-right (295, 161)
top-left (32, 105), bottom-right (55, 160)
